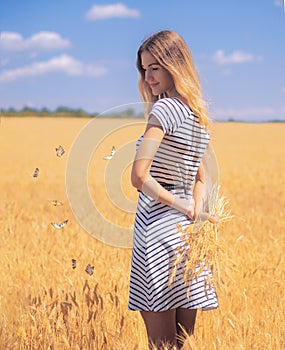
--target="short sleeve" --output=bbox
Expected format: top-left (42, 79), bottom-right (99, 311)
top-left (149, 98), bottom-right (190, 135)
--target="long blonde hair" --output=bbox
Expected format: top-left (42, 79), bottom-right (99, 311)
top-left (137, 30), bottom-right (209, 127)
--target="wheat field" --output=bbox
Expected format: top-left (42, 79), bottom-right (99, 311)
top-left (0, 117), bottom-right (284, 350)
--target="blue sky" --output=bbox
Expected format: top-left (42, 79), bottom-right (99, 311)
top-left (0, 0), bottom-right (284, 121)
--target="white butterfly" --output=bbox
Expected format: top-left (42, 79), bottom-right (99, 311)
top-left (55, 145), bottom-right (65, 157)
top-left (50, 219), bottom-right (68, 229)
top-left (32, 167), bottom-right (40, 178)
top-left (48, 199), bottom-right (63, 206)
top-left (85, 264), bottom-right (94, 276)
top-left (103, 146), bottom-right (116, 160)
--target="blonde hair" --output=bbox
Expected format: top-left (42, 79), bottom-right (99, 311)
top-left (137, 30), bottom-right (209, 127)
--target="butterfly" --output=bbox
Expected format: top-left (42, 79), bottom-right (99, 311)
top-left (55, 145), bottom-right (65, 157)
top-left (32, 167), bottom-right (40, 178)
top-left (48, 199), bottom-right (63, 206)
top-left (85, 264), bottom-right (94, 276)
top-left (50, 219), bottom-right (68, 229)
top-left (71, 258), bottom-right (77, 269)
top-left (103, 146), bottom-right (116, 160)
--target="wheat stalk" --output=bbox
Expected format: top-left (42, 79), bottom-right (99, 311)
top-left (170, 186), bottom-right (233, 294)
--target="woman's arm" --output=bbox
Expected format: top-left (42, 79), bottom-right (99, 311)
top-left (193, 165), bottom-right (220, 226)
top-left (193, 164), bottom-right (206, 219)
top-left (131, 117), bottom-right (195, 218)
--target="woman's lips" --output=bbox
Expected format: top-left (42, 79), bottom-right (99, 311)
top-left (149, 83), bottom-right (159, 89)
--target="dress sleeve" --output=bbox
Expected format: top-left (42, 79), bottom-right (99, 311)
top-left (149, 98), bottom-right (189, 135)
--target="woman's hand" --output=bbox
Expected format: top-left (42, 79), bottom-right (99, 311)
top-left (172, 196), bottom-right (195, 219)
top-left (208, 213), bottom-right (220, 229)
top-left (185, 198), bottom-right (195, 220)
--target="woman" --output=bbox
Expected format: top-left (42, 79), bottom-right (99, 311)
top-left (128, 30), bottom-right (218, 349)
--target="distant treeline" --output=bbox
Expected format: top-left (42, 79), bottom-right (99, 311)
top-left (1, 106), bottom-right (284, 122)
top-left (0, 106), bottom-right (144, 119)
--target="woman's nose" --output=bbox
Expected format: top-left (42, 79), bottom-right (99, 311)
top-left (145, 70), bottom-right (153, 82)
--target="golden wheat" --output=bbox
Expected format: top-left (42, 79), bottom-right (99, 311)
top-left (0, 117), bottom-right (284, 349)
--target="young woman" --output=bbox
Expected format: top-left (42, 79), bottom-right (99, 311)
top-left (128, 30), bottom-right (218, 349)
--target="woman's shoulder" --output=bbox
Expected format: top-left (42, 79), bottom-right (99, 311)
top-left (152, 97), bottom-right (184, 108)
top-left (149, 97), bottom-right (194, 134)
top-left (153, 97), bottom-right (194, 115)
top-left (151, 98), bottom-right (182, 118)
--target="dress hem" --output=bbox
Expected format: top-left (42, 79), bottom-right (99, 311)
top-left (128, 304), bottom-right (219, 312)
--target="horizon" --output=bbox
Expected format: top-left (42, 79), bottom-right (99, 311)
top-left (1, 105), bottom-right (285, 123)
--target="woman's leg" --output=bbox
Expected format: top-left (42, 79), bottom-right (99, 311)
top-left (176, 308), bottom-right (197, 348)
top-left (140, 309), bottom-right (177, 349)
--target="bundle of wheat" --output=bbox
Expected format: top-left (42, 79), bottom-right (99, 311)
top-left (170, 186), bottom-right (233, 296)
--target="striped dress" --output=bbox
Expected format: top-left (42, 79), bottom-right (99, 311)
top-left (128, 97), bottom-right (218, 312)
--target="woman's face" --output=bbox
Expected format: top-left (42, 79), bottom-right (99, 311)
top-left (140, 50), bottom-right (177, 97)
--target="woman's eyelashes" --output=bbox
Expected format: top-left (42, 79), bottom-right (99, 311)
top-left (142, 66), bottom-right (159, 72)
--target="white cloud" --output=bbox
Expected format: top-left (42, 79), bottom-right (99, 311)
top-left (0, 31), bottom-right (72, 53)
top-left (85, 3), bottom-right (140, 20)
top-left (0, 54), bottom-right (108, 82)
top-left (213, 50), bottom-right (263, 65)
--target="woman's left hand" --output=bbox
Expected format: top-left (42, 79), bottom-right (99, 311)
top-left (208, 213), bottom-right (220, 229)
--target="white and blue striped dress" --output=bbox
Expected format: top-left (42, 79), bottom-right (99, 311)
top-left (128, 97), bottom-right (218, 312)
